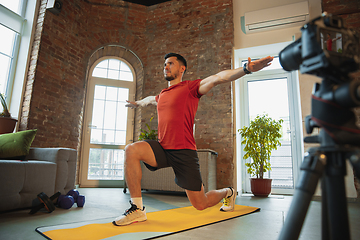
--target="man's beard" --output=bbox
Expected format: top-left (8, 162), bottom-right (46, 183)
top-left (164, 72), bottom-right (177, 81)
top-left (165, 75), bottom-right (175, 81)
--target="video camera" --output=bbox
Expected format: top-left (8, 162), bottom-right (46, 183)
top-left (277, 14), bottom-right (360, 240)
top-left (279, 13), bottom-right (360, 83)
top-left (279, 13), bottom-right (360, 146)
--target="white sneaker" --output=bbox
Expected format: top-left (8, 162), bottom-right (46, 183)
top-left (113, 201), bottom-right (147, 226)
top-left (220, 187), bottom-right (236, 212)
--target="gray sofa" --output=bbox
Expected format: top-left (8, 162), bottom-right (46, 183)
top-left (0, 147), bottom-right (77, 212)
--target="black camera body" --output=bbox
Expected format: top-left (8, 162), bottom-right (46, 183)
top-left (277, 15), bottom-right (360, 240)
top-left (280, 14), bottom-right (360, 146)
top-left (280, 14), bottom-right (359, 83)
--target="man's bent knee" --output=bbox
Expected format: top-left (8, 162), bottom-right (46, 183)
top-left (125, 142), bottom-right (144, 157)
top-left (192, 202), bottom-right (208, 211)
top-left (125, 141), bottom-right (157, 167)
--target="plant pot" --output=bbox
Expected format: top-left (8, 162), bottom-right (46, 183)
top-left (0, 117), bottom-right (18, 134)
top-left (250, 178), bottom-right (272, 197)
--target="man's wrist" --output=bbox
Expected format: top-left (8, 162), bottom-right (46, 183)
top-left (243, 63), bottom-right (252, 74)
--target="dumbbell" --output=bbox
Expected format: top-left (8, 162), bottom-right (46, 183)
top-left (57, 189), bottom-right (85, 209)
top-left (67, 189), bottom-right (85, 207)
top-left (29, 191), bottom-right (61, 214)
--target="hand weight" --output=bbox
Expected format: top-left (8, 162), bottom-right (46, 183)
top-left (57, 189), bottom-right (85, 209)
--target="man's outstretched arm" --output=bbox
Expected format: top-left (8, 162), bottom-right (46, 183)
top-left (199, 56), bottom-right (273, 95)
top-left (126, 96), bottom-right (157, 108)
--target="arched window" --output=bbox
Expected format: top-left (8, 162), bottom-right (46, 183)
top-left (92, 59), bottom-right (134, 81)
top-left (81, 57), bottom-right (136, 187)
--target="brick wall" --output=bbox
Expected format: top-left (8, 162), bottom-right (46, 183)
top-left (144, 0), bottom-right (234, 188)
top-left (20, 0), bottom-right (360, 192)
top-left (22, 0), bottom-right (234, 188)
top-left (21, 0), bottom-right (148, 150)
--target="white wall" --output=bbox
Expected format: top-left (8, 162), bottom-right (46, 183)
top-left (233, 0), bottom-right (322, 49)
top-left (232, 0), bottom-right (357, 198)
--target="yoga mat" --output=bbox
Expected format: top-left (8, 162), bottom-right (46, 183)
top-left (36, 203), bottom-right (259, 240)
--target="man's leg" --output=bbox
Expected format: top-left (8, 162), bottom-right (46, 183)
top-left (124, 141), bottom-right (158, 198)
top-left (186, 185), bottom-right (235, 211)
top-left (113, 141), bottom-right (158, 226)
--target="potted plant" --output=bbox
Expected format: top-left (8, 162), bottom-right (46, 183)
top-left (138, 116), bottom-right (158, 141)
top-left (238, 114), bottom-right (283, 197)
top-left (0, 93), bottom-right (18, 134)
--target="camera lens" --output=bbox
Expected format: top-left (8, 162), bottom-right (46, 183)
top-left (279, 38), bottom-right (302, 71)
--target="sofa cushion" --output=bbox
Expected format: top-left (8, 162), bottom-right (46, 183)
top-left (0, 160), bottom-right (25, 212)
top-left (21, 161), bottom-right (57, 208)
top-left (0, 129), bottom-right (37, 160)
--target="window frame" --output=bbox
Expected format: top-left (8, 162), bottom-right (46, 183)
top-left (79, 56), bottom-right (136, 187)
top-left (0, 1), bottom-right (26, 98)
top-left (0, 0), bottom-right (37, 120)
top-left (234, 41), bottom-right (304, 195)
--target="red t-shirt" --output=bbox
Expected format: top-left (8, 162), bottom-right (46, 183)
top-left (155, 79), bottom-right (203, 150)
top-left (327, 39), bottom-right (333, 51)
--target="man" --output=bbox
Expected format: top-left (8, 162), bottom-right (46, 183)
top-left (326, 33), bottom-right (342, 51)
top-left (113, 53), bottom-right (273, 226)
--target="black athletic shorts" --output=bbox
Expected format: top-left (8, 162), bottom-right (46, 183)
top-left (143, 140), bottom-right (203, 191)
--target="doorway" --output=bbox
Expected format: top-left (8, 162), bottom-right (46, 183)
top-left (234, 42), bottom-right (304, 195)
top-left (80, 57), bottom-right (136, 187)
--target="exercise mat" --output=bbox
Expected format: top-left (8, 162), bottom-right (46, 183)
top-left (36, 203), bottom-right (260, 240)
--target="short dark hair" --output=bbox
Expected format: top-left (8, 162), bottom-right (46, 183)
top-left (164, 53), bottom-right (187, 70)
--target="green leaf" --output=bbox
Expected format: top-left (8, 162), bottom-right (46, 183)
top-left (238, 114), bottom-right (283, 178)
top-left (138, 117), bottom-right (158, 141)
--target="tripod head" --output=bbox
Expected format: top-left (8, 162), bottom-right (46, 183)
top-left (279, 13), bottom-right (360, 147)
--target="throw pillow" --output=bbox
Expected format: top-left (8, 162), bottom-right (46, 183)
top-left (0, 129), bottom-right (37, 160)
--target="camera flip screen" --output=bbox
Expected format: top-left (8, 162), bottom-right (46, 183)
top-left (319, 28), bottom-right (344, 54)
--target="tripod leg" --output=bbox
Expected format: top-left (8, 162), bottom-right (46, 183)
top-left (321, 177), bottom-right (330, 240)
top-left (278, 150), bottom-right (325, 240)
top-left (323, 152), bottom-right (350, 240)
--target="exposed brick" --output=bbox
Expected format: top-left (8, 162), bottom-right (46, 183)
top-left (22, 0), bottom-right (233, 188)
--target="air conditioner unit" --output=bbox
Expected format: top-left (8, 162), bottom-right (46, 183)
top-left (241, 1), bottom-right (310, 34)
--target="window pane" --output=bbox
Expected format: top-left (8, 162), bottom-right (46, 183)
top-left (118, 88), bottom-right (129, 102)
top-left (108, 69), bottom-right (119, 80)
top-left (92, 58), bottom-right (134, 82)
top-left (94, 85), bottom-right (106, 99)
top-left (105, 86), bottom-right (117, 101)
top-left (0, 54), bottom-right (11, 94)
top-left (103, 129), bottom-right (115, 144)
top-left (120, 71), bottom-right (133, 81)
top-left (91, 99), bottom-right (104, 128)
top-left (92, 67), bottom-right (107, 78)
top-left (0, 0), bottom-right (22, 14)
top-left (90, 129), bottom-right (102, 143)
top-left (0, 25), bottom-right (17, 56)
top-left (120, 62), bottom-right (131, 71)
top-left (90, 85), bottom-right (129, 145)
top-left (115, 130), bottom-right (126, 145)
top-left (104, 101), bottom-right (117, 130)
top-left (116, 102), bottom-right (127, 130)
top-left (108, 59), bottom-right (120, 70)
top-left (247, 78), bottom-right (293, 189)
top-left (96, 60), bottom-right (108, 68)
top-left (88, 148), bottom-right (124, 180)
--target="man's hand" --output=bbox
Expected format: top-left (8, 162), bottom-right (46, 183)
top-left (125, 100), bottom-right (138, 109)
top-left (125, 96), bottom-right (157, 108)
top-left (247, 56), bottom-right (274, 73)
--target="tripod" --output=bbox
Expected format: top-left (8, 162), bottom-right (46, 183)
top-left (278, 79), bottom-right (360, 240)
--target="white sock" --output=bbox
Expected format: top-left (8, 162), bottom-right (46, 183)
top-left (131, 197), bottom-right (143, 209)
top-left (225, 188), bottom-right (233, 198)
